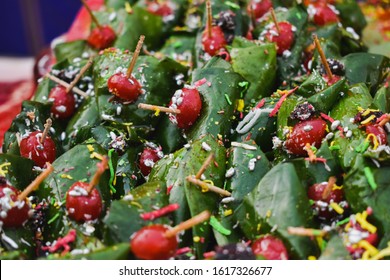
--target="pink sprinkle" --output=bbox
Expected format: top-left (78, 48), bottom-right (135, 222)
top-left (175, 247), bottom-right (192, 256)
top-left (194, 78), bottom-right (208, 87)
top-left (366, 207), bottom-right (373, 215)
top-left (255, 98), bottom-right (266, 109)
top-left (269, 87), bottom-right (298, 117)
top-left (140, 203), bottom-right (180, 221)
top-left (207, 82), bottom-right (212, 87)
top-left (305, 157), bottom-right (327, 163)
top-left (203, 251), bottom-right (216, 259)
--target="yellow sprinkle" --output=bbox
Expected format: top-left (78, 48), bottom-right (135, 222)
top-left (362, 210), bottom-right (368, 221)
top-left (193, 236), bottom-right (200, 243)
top-left (224, 209), bottom-right (233, 217)
top-left (370, 242), bottom-right (390, 260)
top-left (257, 224), bottom-right (261, 232)
top-left (332, 184), bottom-right (343, 190)
top-left (0, 162), bottom-right (11, 177)
top-left (154, 109), bottom-right (160, 117)
top-left (236, 99), bottom-right (245, 112)
top-left (60, 174), bottom-right (73, 180)
top-left (124, 2), bottom-right (132, 13)
top-left (356, 213), bottom-right (377, 233)
top-left (90, 152), bottom-right (104, 160)
top-left (365, 133), bottom-right (379, 150)
top-left (87, 144), bottom-right (94, 152)
top-left (266, 210), bottom-right (272, 218)
top-left (308, 256), bottom-right (317, 260)
top-left (113, 175), bottom-right (117, 186)
top-left (361, 114), bottom-right (376, 125)
top-left (130, 201), bottom-right (142, 209)
top-left (358, 240), bottom-right (379, 256)
top-left (330, 202), bottom-right (344, 214)
top-left (215, 121), bottom-right (219, 125)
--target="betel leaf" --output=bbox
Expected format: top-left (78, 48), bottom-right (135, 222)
top-left (341, 53), bottom-right (390, 95)
top-left (230, 40), bottom-right (277, 103)
top-left (276, 94), bottom-right (300, 139)
top-left (115, 147), bottom-right (143, 195)
top-left (1, 222), bottom-right (36, 258)
top-left (2, 101), bottom-right (63, 156)
top-left (336, 0), bottom-right (367, 34)
top-left (53, 40), bottom-right (90, 62)
top-left (95, 7), bottom-right (163, 51)
top-left (93, 50), bottom-right (187, 130)
top-left (103, 181), bottom-right (168, 245)
top-left (373, 85), bottom-right (390, 113)
top-left (0, 154), bottom-right (34, 189)
top-left (235, 162), bottom-right (320, 259)
top-left (188, 58), bottom-right (245, 142)
top-left (159, 33), bottom-right (196, 67)
top-left (232, 97), bottom-right (277, 153)
top-left (319, 235), bottom-right (351, 260)
top-left (344, 155), bottom-right (390, 248)
top-left (225, 141), bottom-right (270, 202)
top-left (330, 84), bottom-right (372, 169)
top-left (154, 115), bottom-right (186, 154)
top-left (296, 70), bottom-right (327, 98)
top-left (307, 77), bottom-right (347, 113)
top-left (157, 134), bottom-right (227, 258)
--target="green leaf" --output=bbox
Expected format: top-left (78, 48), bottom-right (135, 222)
top-left (0, 154), bottom-right (34, 189)
top-left (188, 58), bottom-right (245, 141)
top-left (230, 41), bottom-right (277, 102)
top-left (336, 0), bottom-right (367, 34)
top-left (307, 78), bottom-right (347, 113)
top-left (319, 235), bottom-right (351, 260)
top-left (225, 141), bottom-right (270, 202)
top-left (373, 85), bottom-right (390, 113)
top-left (296, 70), bottom-right (327, 98)
top-left (341, 53), bottom-right (390, 95)
top-left (344, 155), bottom-right (390, 246)
top-left (53, 40), bottom-right (89, 62)
top-left (235, 162), bottom-right (319, 259)
top-left (154, 115), bottom-right (186, 154)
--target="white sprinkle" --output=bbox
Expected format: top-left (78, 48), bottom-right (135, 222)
top-left (221, 197), bottom-right (235, 204)
top-left (68, 186), bottom-right (89, 197)
top-left (225, 167), bottom-right (235, 178)
top-left (303, 125), bottom-right (313, 132)
top-left (1, 232), bottom-right (19, 249)
top-left (248, 158), bottom-right (257, 171)
top-left (331, 120), bottom-right (341, 131)
top-left (201, 142), bottom-right (212, 152)
top-left (346, 130), bottom-right (353, 138)
top-left (123, 194), bottom-right (134, 201)
top-left (231, 142), bottom-right (257, 151)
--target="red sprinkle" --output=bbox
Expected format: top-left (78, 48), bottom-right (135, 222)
top-left (203, 251), bottom-right (216, 259)
top-left (213, 160), bottom-right (219, 168)
top-left (304, 157), bottom-right (327, 163)
top-left (255, 98), bottom-right (266, 109)
top-left (175, 247), bottom-right (192, 256)
top-left (194, 78), bottom-right (208, 87)
top-left (269, 87), bottom-right (298, 117)
top-left (140, 203), bottom-right (180, 221)
top-left (320, 112), bottom-right (345, 138)
top-left (167, 184), bottom-right (174, 195)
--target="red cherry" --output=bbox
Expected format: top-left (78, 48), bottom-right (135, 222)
top-left (48, 85), bottom-right (76, 119)
top-left (247, 0), bottom-right (272, 20)
top-left (285, 118), bottom-right (327, 156)
top-left (251, 235), bottom-right (289, 260)
top-left (130, 224), bottom-right (178, 260)
top-left (201, 26), bottom-right (227, 56)
top-left (139, 146), bottom-right (163, 176)
top-left (33, 48), bottom-right (55, 84)
top-left (366, 125), bottom-right (387, 146)
top-left (107, 73), bottom-right (142, 102)
top-left (311, 4), bottom-right (339, 26)
top-left (65, 182), bottom-right (102, 222)
top-left (20, 131), bottom-right (56, 168)
top-left (169, 87), bottom-right (202, 130)
top-left (265, 21), bottom-right (294, 55)
top-left (87, 25), bottom-right (116, 50)
top-left (0, 183), bottom-right (30, 228)
top-left (307, 182), bottom-right (344, 220)
top-left (146, 0), bottom-right (174, 17)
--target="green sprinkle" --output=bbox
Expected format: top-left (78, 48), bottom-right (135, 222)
top-left (47, 213), bottom-right (60, 225)
top-left (209, 216), bottom-right (231, 236)
top-left (356, 141), bottom-right (370, 153)
top-left (320, 239), bottom-right (327, 251)
top-left (329, 145), bottom-right (340, 150)
top-left (364, 166), bottom-right (377, 190)
top-left (224, 94), bottom-right (232, 105)
top-left (225, 1), bottom-right (240, 9)
top-left (336, 217), bottom-right (350, 226)
top-left (173, 41), bottom-right (183, 48)
top-left (309, 199), bottom-right (315, 206)
top-left (108, 149), bottom-right (116, 194)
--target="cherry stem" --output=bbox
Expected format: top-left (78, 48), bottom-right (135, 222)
top-left (126, 35), bottom-right (145, 79)
top-left (270, 8), bottom-right (280, 34)
top-left (46, 74), bottom-right (89, 98)
top-left (138, 103), bottom-right (181, 114)
top-left (164, 210), bottom-right (211, 238)
top-left (322, 176), bottom-right (337, 200)
top-left (66, 57), bottom-right (94, 93)
top-left (287, 226), bottom-right (327, 237)
top-left (81, 0), bottom-right (101, 28)
top-left (206, 0), bottom-right (212, 38)
top-left (195, 153), bottom-right (215, 179)
top-left (313, 34), bottom-right (333, 81)
top-left (40, 118), bottom-right (52, 145)
top-left (186, 176), bottom-right (231, 197)
top-left (87, 156), bottom-right (109, 193)
top-left (18, 163), bottom-right (54, 201)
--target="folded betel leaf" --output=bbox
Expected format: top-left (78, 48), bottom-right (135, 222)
top-left (187, 57), bottom-right (245, 142)
top-left (319, 235), bottom-right (352, 260)
top-left (235, 162), bottom-right (320, 259)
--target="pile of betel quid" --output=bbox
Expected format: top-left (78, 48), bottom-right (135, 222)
top-left (1, 0), bottom-right (390, 260)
